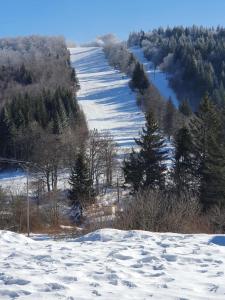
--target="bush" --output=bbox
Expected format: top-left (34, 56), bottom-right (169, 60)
top-left (115, 188), bottom-right (210, 233)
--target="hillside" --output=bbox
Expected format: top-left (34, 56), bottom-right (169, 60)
top-left (128, 27), bottom-right (225, 109)
top-left (130, 46), bottom-right (179, 107)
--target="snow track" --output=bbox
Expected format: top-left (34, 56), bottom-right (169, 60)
top-left (0, 229), bottom-right (225, 299)
top-left (70, 47), bottom-right (145, 149)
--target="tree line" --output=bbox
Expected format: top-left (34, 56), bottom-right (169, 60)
top-left (123, 94), bottom-right (225, 232)
top-left (128, 26), bottom-right (225, 109)
top-left (104, 38), bottom-right (189, 140)
top-left (0, 36), bottom-right (87, 191)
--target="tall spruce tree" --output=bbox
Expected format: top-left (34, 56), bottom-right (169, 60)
top-left (130, 62), bottom-right (149, 93)
top-left (124, 111), bottom-right (168, 191)
top-left (163, 97), bottom-right (177, 139)
top-left (68, 152), bottom-right (94, 207)
top-left (179, 99), bottom-right (192, 117)
top-left (123, 149), bottom-right (143, 192)
top-left (172, 125), bottom-right (195, 193)
top-left (190, 94), bottom-right (225, 209)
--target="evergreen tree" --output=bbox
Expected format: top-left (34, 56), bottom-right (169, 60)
top-left (179, 99), bottom-right (192, 117)
top-left (190, 95), bottom-right (225, 209)
top-left (68, 152), bottom-right (94, 207)
top-left (172, 125), bottom-right (195, 193)
top-left (124, 111), bottom-right (168, 191)
top-left (0, 107), bottom-right (15, 157)
top-left (71, 68), bottom-right (80, 90)
top-left (123, 149), bottom-right (143, 192)
top-left (130, 62), bottom-right (149, 93)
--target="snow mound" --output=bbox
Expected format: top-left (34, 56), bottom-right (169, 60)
top-left (1, 229), bottom-right (225, 299)
top-left (0, 230), bottom-right (34, 245)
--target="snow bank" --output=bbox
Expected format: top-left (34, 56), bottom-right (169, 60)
top-left (0, 229), bottom-right (225, 299)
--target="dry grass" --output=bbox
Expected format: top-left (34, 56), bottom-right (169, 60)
top-left (114, 189), bottom-right (213, 234)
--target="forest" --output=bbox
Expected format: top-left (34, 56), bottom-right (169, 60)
top-left (103, 32), bottom-right (225, 233)
top-left (128, 26), bottom-right (225, 109)
top-left (0, 36), bottom-right (87, 186)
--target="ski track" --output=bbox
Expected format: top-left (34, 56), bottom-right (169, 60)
top-left (130, 47), bottom-right (179, 107)
top-left (0, 229), bottom-right (225, 299)
top-left (69, 47), bottom-right (145, 149)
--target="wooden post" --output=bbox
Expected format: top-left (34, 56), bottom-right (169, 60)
top-left (26, 166), bottom-right (30, 237)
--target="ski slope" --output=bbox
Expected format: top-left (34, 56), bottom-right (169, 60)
top-left (0, 229), bottom-right (225, 300)
top-left (0, 46), bottom-right (144, 185)
top-left (130, 47), bottom-right (179, 107)
top-left (70, 47), bottom-right (145, 149)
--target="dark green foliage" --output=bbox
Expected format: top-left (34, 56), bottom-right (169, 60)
top-left (14, 64), bottom-right (32, 85)
top-left (68, 152), bottom-right (94, 206)
top-left (128, 27), bottom-right (225, 107)
top-left (179, 99), bottom-right (192, 117)
top-left (0, 87), bottom-right (80, 158)
top-left (124, 111), bottom-right (168, 191)
top-left (189, 95), bottom-right (225, 209)
top-left (172, 125), bottom-right (195, 193)
top-left (123, 149), bottom-right (143, 192)
top-left (0, 36), bottom-right (85, 162)
top-left (71, 68), bottom-right (80, 90)
top-left (130, 62), bottom-right (149, 94)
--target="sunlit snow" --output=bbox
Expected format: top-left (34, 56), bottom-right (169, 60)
top-left (0, 229), bottom-right (225, 299)
top-left (70, 47), bottom-right (145, 149)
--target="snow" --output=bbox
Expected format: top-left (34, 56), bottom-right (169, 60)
top-left (130, 47), bottom-right (179, 108)
top-left (0, 171), bottom-right (69, 195)
top-left (69, 47), bottom-right (145, 149)
top-left (0, 229), bottom-right (225, 299)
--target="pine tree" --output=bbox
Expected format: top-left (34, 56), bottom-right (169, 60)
top-left (0, 107), bottom-right (15, 157)
top-left (123, 149), bottom-right (143, 192)
top-left (179, 99), bottom-right (192, 117)
top-left (190, 94), bottom-right (225, 209)
top-left (172, 125), bottom-right (195, 193)
top-left (71, 68), bottom-right (80, 90)
top-left (68, 152), bottom-right (94, 207)
top-left (130, 62), bottom-right (149, 93)
top-left (123, 111), bottom-right (168, 191)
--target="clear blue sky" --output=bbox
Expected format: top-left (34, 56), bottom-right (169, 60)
top-left (1, 0), bottom-right (225, 43)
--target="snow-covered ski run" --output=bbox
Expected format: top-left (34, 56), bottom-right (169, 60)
top-left (70, 46), bottom-right (145, 149)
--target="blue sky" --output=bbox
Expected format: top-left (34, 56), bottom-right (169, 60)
top-left (1, 0), bottom-right (225, 43)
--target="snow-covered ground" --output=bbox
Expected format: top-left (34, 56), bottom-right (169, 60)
top-left (70, 47), bottom-right (145, 149)
top-left (0, 170), bottom-right (69, 195)
top-left (130, 47), bottom-right (179, 107)
top-left (0, 229), bottom-right (225, 299)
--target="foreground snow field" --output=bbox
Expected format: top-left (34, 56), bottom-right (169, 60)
top-left (0, 229), bottom-right (225, 300)
top-left (70, 47), bottom-right (145, 149)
